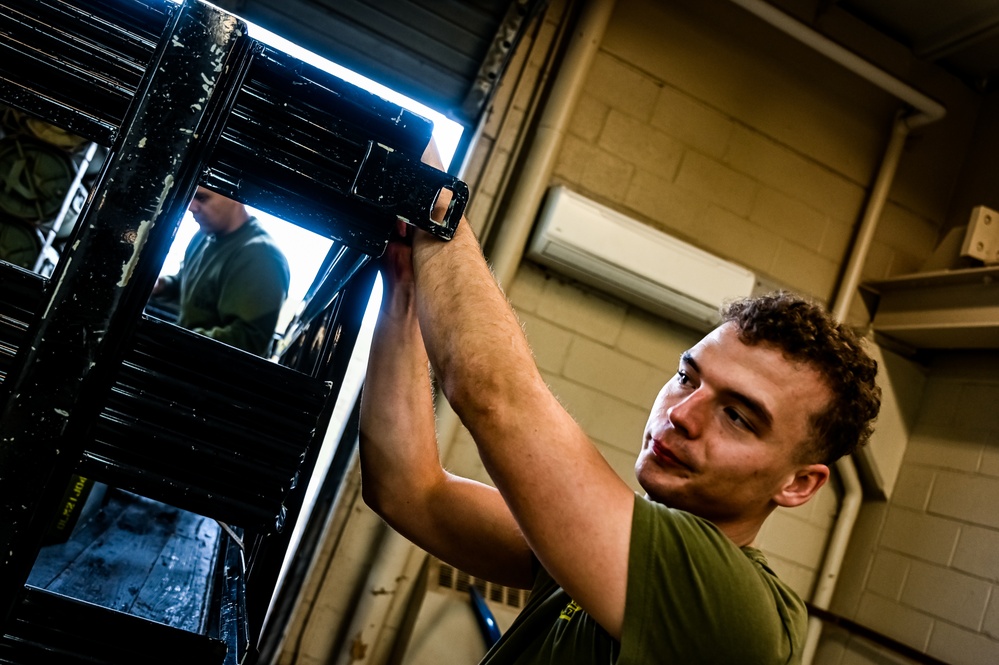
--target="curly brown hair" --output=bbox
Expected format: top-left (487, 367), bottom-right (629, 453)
top-left (721, 291), bottom-right (881, 464)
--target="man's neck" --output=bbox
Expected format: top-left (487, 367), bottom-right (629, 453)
top-left (214, 215), bottom-right (251, 237)
top-left (715, 512), bottom-right (769, 548)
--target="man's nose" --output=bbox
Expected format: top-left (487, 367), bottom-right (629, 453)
top-left (666, 390), bottom-right (707, 439)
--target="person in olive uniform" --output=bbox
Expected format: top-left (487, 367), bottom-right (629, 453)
top-left (153, 187), bottom-right (290, 356)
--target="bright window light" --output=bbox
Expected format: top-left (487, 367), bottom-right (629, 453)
top-left (264, 273), bottom-right (384, 632)
top-left (160, 12), bottom-right (465, 332)
top-left (245, 23), bottom-right (463, 168)
top-left (162, 4), bottom-right (463, 165)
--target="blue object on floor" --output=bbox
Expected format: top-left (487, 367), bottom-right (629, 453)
top-left (469, 585), bottom-right (502, 648)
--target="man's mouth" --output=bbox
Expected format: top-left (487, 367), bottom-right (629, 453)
top-left (651, 440), bottom-right (690, 469)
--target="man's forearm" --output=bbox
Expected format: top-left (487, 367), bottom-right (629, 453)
top-left (358, 241), bottom-right (536, 588)
top-left (358, 276), bottom-right (440, 521)
top-left (411, 222), bottom-right (540, 420)
top-left (410, 219), bottom-right (570, 513)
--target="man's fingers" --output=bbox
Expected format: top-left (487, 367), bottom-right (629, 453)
top-left (392, 218), bottom-right (413, 245)
top-left (421, 138), bottom-right (445, 171)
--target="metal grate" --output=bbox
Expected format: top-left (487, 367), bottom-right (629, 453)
top-left (433, 559), bottom-right (528, 610)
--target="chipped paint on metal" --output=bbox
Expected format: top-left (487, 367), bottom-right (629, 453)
top-left (117, 174), bottom-right (174, 287)
top-left (42, 256), bottom-right (73, 319)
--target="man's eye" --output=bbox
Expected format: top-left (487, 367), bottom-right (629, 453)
top-left (724, 407), bottom-right (751, 430)
top-left (677, 370), bottom-right (689, 385)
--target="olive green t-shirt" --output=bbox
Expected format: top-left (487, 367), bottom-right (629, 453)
top-left (480, 494), bottom-right (806, 664)
top-left (158, 217), bottom-right (290, 356)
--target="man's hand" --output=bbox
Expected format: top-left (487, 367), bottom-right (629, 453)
top-left (421, 139), bottom-right (446, 173)
top-left (419, 140), bottom-right (457, 234)
top-left (379, 221), bottom-right (417, 319)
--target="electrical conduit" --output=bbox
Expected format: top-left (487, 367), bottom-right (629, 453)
top-left (486, 0), bottom-right (618, 287)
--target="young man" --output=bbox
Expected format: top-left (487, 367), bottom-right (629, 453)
top-left (152, 187), bottom-right (290, 356)
top-left (359, 146), bottom-right (880, 663)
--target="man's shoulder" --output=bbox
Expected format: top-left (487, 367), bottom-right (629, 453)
top-left (632, 497), bottom-right (792, 585)
top-left (623, 496), bottom-right (807, 662)
top-left (631, 496), bottom-right (733, 549)
top-left (241, 219), bottom-right (287, 252)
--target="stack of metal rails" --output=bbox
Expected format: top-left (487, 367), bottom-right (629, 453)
top-left (0, 0), bottom-right (467, 663)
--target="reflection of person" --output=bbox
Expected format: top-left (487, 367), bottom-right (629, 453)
top-left (152, 187), bottom-right (290, 357)
top-left (358, 143), bottom-right (881, 662)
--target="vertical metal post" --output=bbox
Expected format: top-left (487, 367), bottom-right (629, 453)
top-left (0, 0), bottom-right (255, 624)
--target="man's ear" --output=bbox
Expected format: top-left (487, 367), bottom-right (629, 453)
top-left (774, 464), bottom-right (830, 508)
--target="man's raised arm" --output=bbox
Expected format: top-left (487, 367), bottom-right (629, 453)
top-left (407, 146), bottom-right (638, 639)
top-left (358, 230), bottom-right (534, 589)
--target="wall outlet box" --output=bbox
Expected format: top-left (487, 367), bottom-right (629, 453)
top-left (961, 205), bottom-right (999, 265)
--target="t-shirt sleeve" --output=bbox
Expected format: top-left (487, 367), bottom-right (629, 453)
top-left (617, 495), bottom-right (802, 664)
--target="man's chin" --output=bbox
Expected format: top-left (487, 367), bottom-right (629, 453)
top-left (636, 472), bottom-right (679, 507)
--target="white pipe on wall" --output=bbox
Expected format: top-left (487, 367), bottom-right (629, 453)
top-left (415, 4), bottom-right (621, 641)
top-left (429, 0), bottom-right (618, 560)
top-left (437, 0), bottom-right (618, 469)
top-left (429, 0), bottom-right (618, 525)
top-left (721, 3), bottom-right (946, 664)
top-left (727, 0), bottom-right (945, 128)
top-left (830, 115), bottom-right (911, 324)
top-left (487, 0), bottom-right (618, 287)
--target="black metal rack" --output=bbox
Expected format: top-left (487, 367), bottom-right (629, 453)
top-left (0, 0), bottom-right (467, 662)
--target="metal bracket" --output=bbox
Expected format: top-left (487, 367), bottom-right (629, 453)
top-left (351, 140), bottom-right (468, 240)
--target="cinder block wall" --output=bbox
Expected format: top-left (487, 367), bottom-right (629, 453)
top-left (547, 0), bottom-right (973, 307)
top-left (449, 0), bottom-right (974, 603)
top-left (820, 353), bottom-right (999, 664)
